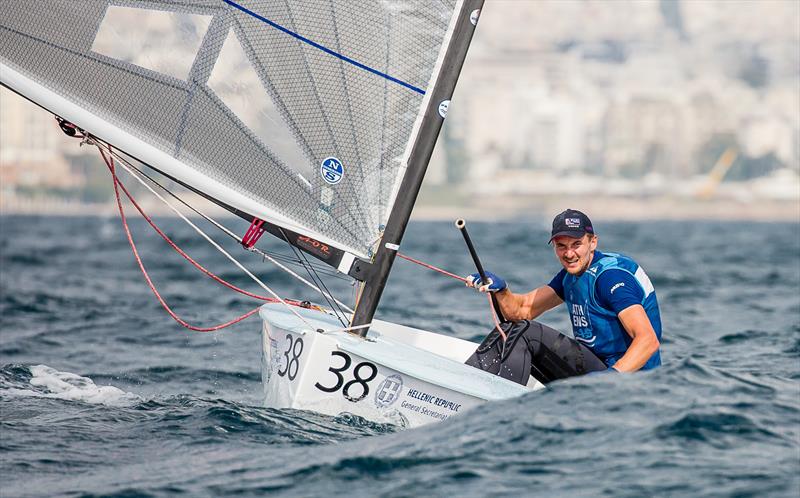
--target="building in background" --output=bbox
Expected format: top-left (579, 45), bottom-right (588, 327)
top-left (434, 0), bottom-right (799, 202)
top-left (0, 91), bottom-right (80, 189)
top-left (2, 0), bottom-right (799, 214)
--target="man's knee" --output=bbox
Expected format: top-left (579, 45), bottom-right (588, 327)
top-left (522, 320), bottom-right (606, 380)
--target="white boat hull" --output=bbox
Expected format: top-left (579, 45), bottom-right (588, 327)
top-left (260, 303), bottom-right (543, 428)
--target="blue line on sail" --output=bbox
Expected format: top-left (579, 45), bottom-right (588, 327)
top-left (223, 0), bottom-right (425, 95)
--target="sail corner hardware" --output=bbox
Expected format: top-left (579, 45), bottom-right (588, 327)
top-left (55, 116), bottom-right (85, 138)
top-left (241, 217), bottom-right (266, 249)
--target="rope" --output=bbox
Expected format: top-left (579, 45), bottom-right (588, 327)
top-left (96, 143), bottom-right (315, 329)
top-left (75, 126), bottom-right (496, 337)
top-left (103, 156), bottom-right (278, 303)
top-left (101, 145), bottom-right (261, 332)
top-left (396, 252), bottom-right (467, 282)
top-left (487, 293), bottom-right (507, 342)
top-left (396, 251), bottom-right (506, 341)
top-left (104, 148), bottom-right (353, 311)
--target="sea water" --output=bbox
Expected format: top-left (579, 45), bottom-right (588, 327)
top-left (1, 215), bottom-right (798, 497)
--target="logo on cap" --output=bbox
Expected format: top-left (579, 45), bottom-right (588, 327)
top-left (565, 218), bottom-right (581, 227)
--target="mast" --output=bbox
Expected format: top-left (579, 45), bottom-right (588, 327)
top-left (350, 0), bottom-right (485, 335)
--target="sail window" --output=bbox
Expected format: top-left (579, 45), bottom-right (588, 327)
top-left (91, 6), bottom-right (211, 81)
top-left (208, 29), bottom-right (311, 178)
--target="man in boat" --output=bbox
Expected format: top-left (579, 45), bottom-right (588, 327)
top-left (465, 209), bottom-right (662, 384)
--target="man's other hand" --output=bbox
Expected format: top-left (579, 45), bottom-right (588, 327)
top-left (466, 271), bottom-right (507, 293)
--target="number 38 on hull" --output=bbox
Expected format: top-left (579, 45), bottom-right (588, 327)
top-left (260, 303), bottom-right (540, 428)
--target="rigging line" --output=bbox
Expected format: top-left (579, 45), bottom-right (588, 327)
top-left (279, 224), bottom-right (346, 325)
top-left (321, 323), bottom-right (372, 334)
top-left (295, 246), bottom-right (346, 327)
top-left (488, 292), bottom-right (507, 343)
top-left (257, 240), bottom-right (353, 314)
top-left (223, 0), bottom-right (425, 95)
top-left (394, 250), bottom-right (506, 341)
top-left (309, 256), bottom-right (349, 322)
top-left (114, 153), bottom-right (339, 278)
top-left (306, 254), bottom-right (350, 322)
top-left (279, 227), bottom-right (348, 327)
top-left (101, 145), bottom-right (261, 332)
top-left (105, 151), bottom-right (283, 304)
top-left (107, 149), bottom-right (353, 309)
top-left (92, 142), bottom-right (317, 330)
top-left (254, 249), bottom-right (345, 279)
top-left (396, 252), bottom-right (467, 282)
top-left (109, 147), bottom-right (351, 309)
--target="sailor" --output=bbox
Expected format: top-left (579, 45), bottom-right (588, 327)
top-left (465, 209), bottom-right (662, 383)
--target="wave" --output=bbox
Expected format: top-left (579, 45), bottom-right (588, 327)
top-left (0, 364), bottom-right (140, 407)
top-left (0, 364), bottom-right (396, 444)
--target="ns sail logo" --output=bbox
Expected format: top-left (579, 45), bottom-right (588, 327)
top-left (320, 157), bottom-right (344, 185)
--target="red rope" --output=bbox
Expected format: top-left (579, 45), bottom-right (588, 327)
top-left (396, 252), bottom-right (506, 341)
top-left (487, 294), bottom-right (507, 342)
top-left (100, 145), bottom-right (263, 332)
top-left (92, 132), bottom-right (500, 336)
top-left (396, 252), bottom-right (467, 282)
top-left (100, 151), bottom-right (282, 303)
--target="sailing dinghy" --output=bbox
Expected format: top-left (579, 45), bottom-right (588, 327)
top-left (1, 0), bottom-right (543, 427)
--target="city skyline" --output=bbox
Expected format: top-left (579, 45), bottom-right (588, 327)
top-left (429, 0), bottom-right (799, 192)
top-left (1, 0), bottom-right (798, 215)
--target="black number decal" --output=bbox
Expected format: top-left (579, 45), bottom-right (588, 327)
top-left (276, 334), bottom-right (291, 377)
top-left (277, 334), bottom-right (303, 381)
top-left (314, 351), bottom-right (378, 402)
top-left (342, 361), bottom-right (378, 402)
top-left (314, 351), bottom-right (351, 392)
top-left (288, 337), bottom-right (303, 381)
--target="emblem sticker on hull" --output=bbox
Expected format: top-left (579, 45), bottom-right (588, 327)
top-left (374, 374), bottom-right (403, 408)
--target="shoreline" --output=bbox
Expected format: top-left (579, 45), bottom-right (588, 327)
top-left (410, 195), bottom-right (800, 222)
top-left (1, 195), bottom-right (798, 222)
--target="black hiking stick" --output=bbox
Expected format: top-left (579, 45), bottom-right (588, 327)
top-left (456, 219), bottom-right (506, 323)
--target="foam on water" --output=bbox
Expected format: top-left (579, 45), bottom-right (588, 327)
top-left (25, 364), bottom-right (141, 406)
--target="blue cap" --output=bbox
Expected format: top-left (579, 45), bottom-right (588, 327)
top-left (549, 209), bottom-right (594, 242)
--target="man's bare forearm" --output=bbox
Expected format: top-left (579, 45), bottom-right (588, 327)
top-left (494, 289), bottom-right (529, 320)
top-left (610, 333), bottom-right (659, 372)
top-left (614, 305), bottom-right (660, 372)
top-left (495, 285), bottom-right (562, 321)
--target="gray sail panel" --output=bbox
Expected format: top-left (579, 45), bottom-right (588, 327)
top-left (1, 0), bottom-right (458, 259)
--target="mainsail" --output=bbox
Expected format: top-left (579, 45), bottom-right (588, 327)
top-left (1, 0), bottom-right (484, 331)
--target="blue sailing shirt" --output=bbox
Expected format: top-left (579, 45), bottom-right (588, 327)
top-left (548, 251), bottom-right (662, 369)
